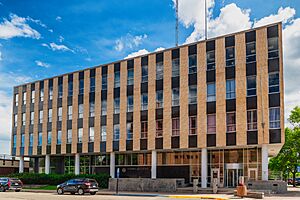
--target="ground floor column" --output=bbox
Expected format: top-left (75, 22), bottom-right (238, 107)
top-left (151, 150), bottom-right (157, 179)
top-left (19, 156), bottom-right (24, 173)
top-left (110, 152), bottom-right (115, 178)
top-left (45, 155), bottom-right (50, 174)
top-left (262, 144), bottom-right (268, 181)
top-left (75, 153), bottom-right (80, 175)
top-left (201, 148), bottom-right (207, 188)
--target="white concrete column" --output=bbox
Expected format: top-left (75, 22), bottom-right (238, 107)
top-left (45, 155), bottom-right (50, 174)
top-left (110, 152), bottom-right (115, 178)
top-left (19, 156), bottom-right (24, 173)
top-left (151, 150), bottom-right (157, 179)
top-left (201, 148), bottom-right (207, 188)
top-left (75, 153), bottom-right (80, 175)
top-left (262, 144), bottom-right (269, 181)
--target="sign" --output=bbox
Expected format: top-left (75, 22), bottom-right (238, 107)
top-left (117, 167), bottom-right (120, 178)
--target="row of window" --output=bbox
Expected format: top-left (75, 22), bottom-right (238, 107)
top-left (13, 107), bottom-right (280, 149)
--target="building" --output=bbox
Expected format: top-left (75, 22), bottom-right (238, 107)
top-left (11, 23), bottom-right (284, 188)
top-left (0, 155), bottom-right (29, 175)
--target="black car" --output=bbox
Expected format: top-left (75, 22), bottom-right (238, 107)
top-left (0, 178), bottom-right (23, 192)
top-left (57, 178), bottom-right (99, 195)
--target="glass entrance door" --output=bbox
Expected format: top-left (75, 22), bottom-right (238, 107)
top-left (226, 168), bottom-right (243, 187)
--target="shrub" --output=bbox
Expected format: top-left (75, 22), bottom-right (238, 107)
top-left (7, 173), bottom-right (110, 188)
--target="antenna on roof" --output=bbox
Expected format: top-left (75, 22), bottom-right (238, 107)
top-left (204, 0), bottom-right (208, 40)
top-left (175, 0), bottom-right (179, 46)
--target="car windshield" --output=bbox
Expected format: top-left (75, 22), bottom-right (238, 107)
top-left (0, 178), bottom-right (8, 182)
top-left (10, 178), bottom-right (20, 181)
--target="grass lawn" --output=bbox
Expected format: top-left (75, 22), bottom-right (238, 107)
top-left (23, 185), bottom-right (57, 190)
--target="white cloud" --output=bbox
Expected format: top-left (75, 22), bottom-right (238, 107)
top-left (56, 16), bottom-right (62, 22)
top-left (42, 42), bottom-right (74, 53)
top-left (0, 13), bottom-right (41, 39)
top-left (35, 60), bottom-right (50, 68)
top-left (124, 49), bottom-right (149, 59)
top-left (115, 34), bottom-right (148, 51)
top-left (0, 51), bottom-right (2, 61)
top-left (58, 35), bottom-right (64, 42)
top-left (155, 47), bottom-right (165, 52)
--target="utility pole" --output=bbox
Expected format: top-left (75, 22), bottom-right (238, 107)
top-left (175, 0), bottom-right (179, 46)
top-left (204, 0), bottom-right (208, 40)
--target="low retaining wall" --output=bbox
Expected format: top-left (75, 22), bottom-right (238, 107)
top-left (109, 178), bottom-right (184, 192)
top-left (246, 180), bottom-right (287, 193)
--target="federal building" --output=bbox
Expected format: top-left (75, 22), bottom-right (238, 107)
top-left (11, 23), bottom-right (284, 188)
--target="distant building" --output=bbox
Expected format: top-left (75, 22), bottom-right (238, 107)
top-left (0, 155), bottom-right (29, 175)
top-left (11, 23), bottom-right (284, 188)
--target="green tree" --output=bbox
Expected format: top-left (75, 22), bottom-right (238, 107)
top-left (269, 107), bottom-right (300, 187)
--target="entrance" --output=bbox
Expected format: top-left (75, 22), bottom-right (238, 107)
top-left (225, 163), bottom-right (243, 187)
top-left (248, 168), bottom-right (258, 181)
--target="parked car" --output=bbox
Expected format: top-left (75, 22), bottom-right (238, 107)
top-left (57, 178), bottom-right (99, 195)
top-left (287, 178), bottom-right (300, 185)
top-left (0, 177), bottom-right (23, 192)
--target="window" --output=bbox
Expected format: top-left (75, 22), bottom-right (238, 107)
top-left (189, 54), bottom-right (197, 74)
top-left (102, 74), bottom-right (107, 90)
top-left (247, 110), bottom-right (257, 130)
top-left (268, 37), bottom-right (279, 59)
top-left (226, 79), bottom-right (236, 99)
top-left (156, 120), bottom-right (163, 137)
top-left (21, 133), bottom-right (25, 147)
top-left (58, 83), bottom-right (63, 98)
top-left (269, 107), bottom-right (280, 129)
top-left (22, 113), bottom-right (26, 125)
top-left (49, 86), bottom-right (53, 100)
top-left (172, 118), bottom-right (180, 136)
top-left (14, 114), bottom-right (18, 127)
top-left (39, 110), bottom-right (43, 123)
top-left (58, 107), bottom-right (62, 121)
top-left (101, 126), bottom-right (106, 141)
top-left (156, 90), bottom-right (164, 108)
top-left (29, 133), bottom-right (33, 147)
top-left (246, 42), bottom-right (256, 63)
top-left (15, 94), bottom-right (19, 106)
top-left (78, 104), bottom-right (84, 118)
top-left (31, 90), bottom-right (35, 103)
top-left (141, 65), bottom-right (148, 83)
top-left (127, 96), bottom-right (134, 112)
top-left (189, 116), bottom-right (197, 135)
top-left (226, 112), bottom-right (236, 132)
top-left (48, 109), bottom-right (52, 122)
top-left (114, 71), bottom-right (120, 88)
top-left (78, 128), bottom-right (83, 143)
top-left (156, 62), bottom-right (164, 80)
top-left (79, 79), bottom-right (84, 95)
top-left (67, 129), bottom-right (72, 144)
top-left (206, 50), bottom-right (215, 70)
top-left (207, 83), bottom-right (216, 102)
top-left (23, 92), bottom-right (26, 105)
top-left (89, 127), bottom-right (95, 142)
top-left (101, 100), bottom-right (107, 115)
top-left (172, 58), bottom-right (180, 77)
top-left (68, 106), bottom-right (72, 120)
top-left (226, 46), bottom-right (235, 67)
top-left (89, 102), bottom-right (95, 117)
top-left (269, 72), bottom-right (279, 94)
top-left (47, 131), bottom-right (52, 145)
top-left (57, 130), bottom-right (62, 145)
top-left (189, 85), bottom-right (197, 104)
top-left (38, 132), bottom-right (42, 146)
top-left (30, 112), bottom-right (34, 124)
top-left (13, 135), bottom-right (17, 148)
top-left (114, 98), bottom-right (120, 114)
top-left (40, 87), bottom-right (44, 101)
top-left (113, 124), bottom-right (120, 141)
top-left (141, 121), bottom-right (148, 139)
top-left (68, 81), bottom-right (73, 96)
top-left (247, 76), bottom-right (256, 96)
top-left (127, 123), bottom-right (133, 140)
top-left (207, 114), bottom-right (216, 134)
top-left (90, 77), bottom-right (95, 92)
top-left (172, 88), bottom-right (180, 106)
top-left (141, 93), bottom-right (148, 110)
top-left (127, 69), bottom-right (134, 85)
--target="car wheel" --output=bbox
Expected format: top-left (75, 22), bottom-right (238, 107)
top-left (90, 192), bottom-right (96, 195)
top-left (57, 188), bottom-right (64, 195)
top-left (77, 188), bottom-right (84, 195)
top-left (0, 186), bottom-right (6, 192)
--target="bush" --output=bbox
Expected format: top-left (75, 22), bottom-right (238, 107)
top-left (7, 173), bottom-right (110, 188)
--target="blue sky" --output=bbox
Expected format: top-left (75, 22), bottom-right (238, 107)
top-left (0, 0), bottom-right (300, 154)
